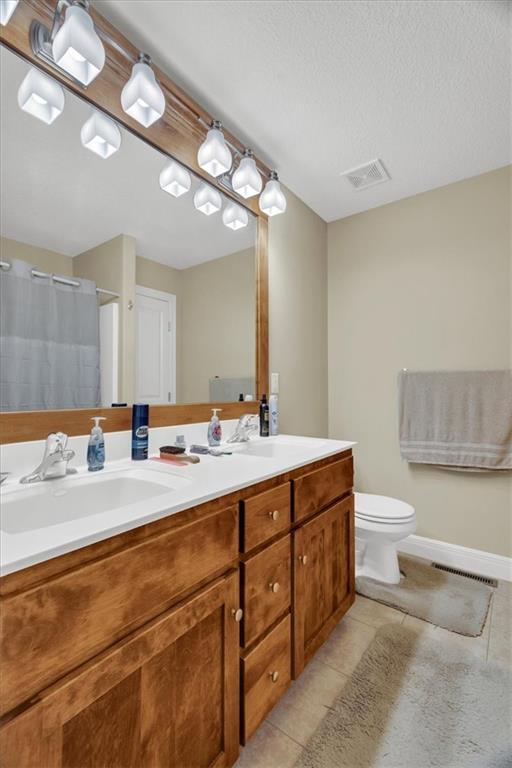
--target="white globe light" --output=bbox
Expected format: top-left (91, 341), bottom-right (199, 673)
top-left (197, 121), bottom-right (232, 178)
top-left (0, 0), bottom-right (19, 25)
top-left (194, 183), bottom-right (222, 216)
top-left (17, 68), bottom-right (65, 125)
top-left (222, 202), bottom-right (248, 230)
top-left (159, 160), bottom-right (191, 197)
top-left (259, 172), bottom-right (287, 216)
top-left (232, 150), bottom-right (262, 199)
top-left (52, 4), bottom-right (105, 85)
top-left (121, 56), bottom-right (165, 128)
top-left (80, 111), bottom-right (121, 158)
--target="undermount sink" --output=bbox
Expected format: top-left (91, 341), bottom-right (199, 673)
top-left (0, 468), bottom-right (191, 534)
top-left (230, 436), bottom-right (329, 460)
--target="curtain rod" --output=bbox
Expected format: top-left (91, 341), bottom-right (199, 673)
top-left (0, 260), bottom-right (119, 299)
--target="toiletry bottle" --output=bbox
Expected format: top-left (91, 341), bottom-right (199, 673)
top-left (269, 392), bottom-right (279, 436)
top-left (259, 395), bottom-right (270, 437)
top-left (132, 403), bottom-right (149, 460)
top-left (208, 408), bottom-right (222, 447)
top-left (87, 417), bottom-right (106, 471)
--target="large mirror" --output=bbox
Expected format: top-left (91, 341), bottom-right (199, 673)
top-left (0, 46), bottom-right (257, 411)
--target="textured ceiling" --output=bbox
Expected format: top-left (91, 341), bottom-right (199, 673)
top-left (96, 0), bottom-right (511, 222)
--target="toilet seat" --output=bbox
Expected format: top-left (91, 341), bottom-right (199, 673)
top-left (355, 492), bottom-right (415, 525)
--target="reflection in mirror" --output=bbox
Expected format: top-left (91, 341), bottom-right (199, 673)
top-left (0, 46), bottom-right (256, 411)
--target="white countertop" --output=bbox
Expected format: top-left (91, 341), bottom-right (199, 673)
top-left (0, 430), bottom-right (354, 576)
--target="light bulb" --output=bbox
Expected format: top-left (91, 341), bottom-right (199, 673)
top-left (194, 183), bottom-right (222, 216)
top-left (232, 150), bottom-right (262, 199)
top-left (197, 120), bottom-right (232, 178)
top-left (17, 67), bottom-right (65, 125)
top-left (222, 202), bottom-right (248, 230)
top-left (159, 160), bottom-right (191, 197)
top-left (80, 110), bottom-right (121, 158)
top-left (259, 171), bottom-right (287, 216)
top-left (0, 0), bottom-right (19, 25)
top-left (121, 55), bottom-right (165, 128)
top-left (52, 4), bottom-right (105, 85)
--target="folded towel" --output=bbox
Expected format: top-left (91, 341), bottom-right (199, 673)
top-left (398, 370), bottom-right (512, 471)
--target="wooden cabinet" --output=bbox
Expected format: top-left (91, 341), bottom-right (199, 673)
top-left (293, 456), bottom-right (353, 523)
top-left (241, 482), bottom-right (291, 553)
top-left (293, 496), bottom-right (355, 676)
top-left (0, 574), bottom-right (240, 768)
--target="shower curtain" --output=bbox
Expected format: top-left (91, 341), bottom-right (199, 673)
top-left (0, 257), bottom-right (101, 410)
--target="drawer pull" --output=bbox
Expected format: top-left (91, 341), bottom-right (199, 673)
top-left (299, 554), bottom-right (308, 566)
top-left (269, 670), bottom-right (280, 683)
top-left (232, 608), bottom-right (243, 622)
top-left (268, 581), bottom-right (280, 593)
top-left (269, 509), bottom-right (280, 521)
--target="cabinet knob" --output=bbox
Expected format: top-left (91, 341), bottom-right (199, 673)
top-left (269, 670), bottom-right (279, 683)
top-left (268, 582), bottom-right (280, 593)
top-left (299, 555), bottom-right (308, 566)
top-left (231, 608), bottom-right (243, 622)
top-left (269, 509), bottom-right (280, 521)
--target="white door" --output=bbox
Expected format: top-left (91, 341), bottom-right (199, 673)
top-left (135, 286), bottom-right (176, 404)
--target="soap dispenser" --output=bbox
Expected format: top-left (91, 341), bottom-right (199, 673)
top-left (87, 417), bottom-right (106, 471)
top-left (208, 408), bottom-right (222, 447)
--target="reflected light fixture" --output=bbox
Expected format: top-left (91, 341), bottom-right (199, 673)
top-left (232, 149), bottom-right (262, 199)
top-left (81, 110), bottom-right (121, 158)
top-left (0, 0), bottom-right (18, 25)
top-left (121, 53), bottom-right (165, 128)
top-left (51, 1), bottom-right (105, 86)
top-left (197, 120), bottom-right (232, 178)
top-left (159, 160), bottom-right (191, 197)
top-left (17, 67), bottom-right (65, 124)
top-left (222, 202), bottom-right (248, 230)
top-left (194, 183), bottom-right (222, 216)
top-left (259, 171), bottom-right (287, 216)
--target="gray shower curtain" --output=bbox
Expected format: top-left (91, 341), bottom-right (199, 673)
top-left (0, 257), bottom-right (101, 410)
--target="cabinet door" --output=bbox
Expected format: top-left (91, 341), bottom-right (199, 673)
top-left (0, 573), bottom-right (240, 768)
top-left (293, 496), bottom-right (354, 676)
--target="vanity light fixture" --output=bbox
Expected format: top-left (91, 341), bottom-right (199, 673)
top-left (197, 120), bottom-right (232, 178)
top-left (232, 149), bottom-right (262, 199)
top-left (80, 110), bottom-right (121, 158)
top-left (17, 67), bottom-right (65, 125)
top-left (159, 160), bottom-right (191, 197)
top-left (194, 182), bottom-right (222, 216)
top-left (0, 0), bottom-right (18, 25)
top-left (259, 171), bottom-right (287, 216)
top-left (121, 53), bottom-right (165, 128)
top-left (51, 1), bottom-right (105, 86)
top-left (222, 202), bottom-right (248, 230)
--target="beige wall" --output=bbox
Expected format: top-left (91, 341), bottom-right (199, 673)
top-left (0, 236), bottom-right (73, 276)
top-left (328, 166), bottom-right (511, 557)
top-left (268, 187), bottom-right (328, 437)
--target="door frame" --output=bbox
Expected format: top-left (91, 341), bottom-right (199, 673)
top-left (135, 285), bottom-right (177, 405)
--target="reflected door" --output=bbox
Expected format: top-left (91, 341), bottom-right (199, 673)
top-left (135, 286), bottom-right (176, 404)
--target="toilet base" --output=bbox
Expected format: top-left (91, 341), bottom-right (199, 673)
top-left (356, 536), bottom-right (402, 584)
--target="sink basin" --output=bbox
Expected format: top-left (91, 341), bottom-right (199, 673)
top-left (230, 436), bottom-right (329, 460)
top-left (1, 468), bottom-right (190, 534)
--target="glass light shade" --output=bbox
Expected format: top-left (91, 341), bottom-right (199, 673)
top-left (17, 68), bottom-right (65, 125)
top-left (52, 5), bottom-right (105, 86)
top-left (121, 61), bottom-right (165, 127)
top-left (232, 154), bottom-right (262, 199)
top-left (259, 177), bottom-right (287, 216)
top-left (80, 111), bottom-right (121, 158)
top-left (222, 202), bottom-right (248, 230)
top-left (194, 183), bottom-right (222, 216)
top-left (0, 0), bottom-right (19, 25)
top-left (159, 160), bottom-right (191, 197)
top-left (197, 125), bottom-right (232, 178)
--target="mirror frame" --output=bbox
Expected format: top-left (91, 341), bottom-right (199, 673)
top-left (0, 0), bottom-right (268, 442)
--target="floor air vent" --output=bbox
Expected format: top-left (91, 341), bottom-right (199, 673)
top-left (431, 562), bottom-right (498, 587)
top-left (341, 158), bottom-right (390, 191)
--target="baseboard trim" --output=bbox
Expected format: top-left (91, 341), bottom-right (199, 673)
top-left (398, 535), bottom-right (512, 583)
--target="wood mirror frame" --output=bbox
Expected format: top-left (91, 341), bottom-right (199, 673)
top-left (0, 0), bottom-right (268, 443)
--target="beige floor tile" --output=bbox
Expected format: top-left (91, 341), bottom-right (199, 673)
top-left (234, 721), bottom-right (303, 768)
top-left (488, 592), bottom-right (512, 667)
top-left (266, 658), bottom-right (348, 746)
top-left (348, 594), bottom-right (406, 628)
top-left (315, 615), bottom-right (376, 675)
top-left (402, 610), bottom-right (490, 661)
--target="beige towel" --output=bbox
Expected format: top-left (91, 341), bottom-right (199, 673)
top-left (398, 370), bottom-right (512, 470)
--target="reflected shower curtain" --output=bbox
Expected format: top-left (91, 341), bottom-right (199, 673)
top-left (0, 257), bottom-right (101, 410)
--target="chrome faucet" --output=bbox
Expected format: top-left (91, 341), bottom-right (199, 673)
top-left (20, 432), bottom-right (77, 484)
top-left (227, 414), bottom-right (259, 443)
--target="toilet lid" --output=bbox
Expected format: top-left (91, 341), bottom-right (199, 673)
top-left (355, 493), bottom-right (415, 523)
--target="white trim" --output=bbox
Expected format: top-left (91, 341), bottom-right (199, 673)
top-left (398, 534), bottom-right (512, 582)
top-left (135, 285), bottom-right (177, 404)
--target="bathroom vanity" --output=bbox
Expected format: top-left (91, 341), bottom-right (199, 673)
top-left (0, 436), bottom-right (354, 767)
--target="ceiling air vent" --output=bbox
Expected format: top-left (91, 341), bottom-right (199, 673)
top-left (341, 159), bottom-right (390, 191)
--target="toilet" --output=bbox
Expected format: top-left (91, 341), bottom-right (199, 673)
top-left (355, 493), bottom-right (416, 584)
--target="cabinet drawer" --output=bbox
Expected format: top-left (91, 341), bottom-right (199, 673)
top-left (293, 455), bottom-right (353, 523)
top-left (0, 505), bottom-right (238, 717)
top-left (242, 482), bottom-right (291, 552)
top-left (241, 614), bottom-right (291, 743)
top-left (241, 535), bottom-right (291, 647)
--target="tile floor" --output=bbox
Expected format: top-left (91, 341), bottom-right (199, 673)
top-left (235, 571), bottom-right (512, 768)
